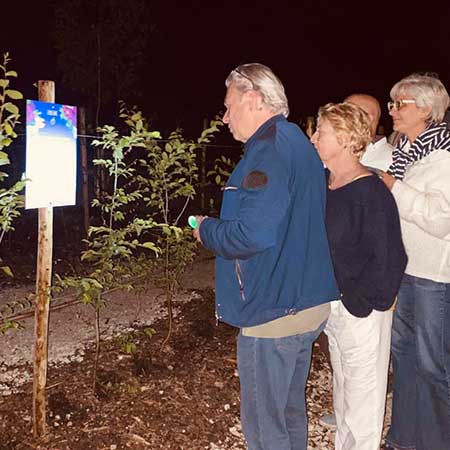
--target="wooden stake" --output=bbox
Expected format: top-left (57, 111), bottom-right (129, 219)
top-left (32, 80), bottom-right (55, 438)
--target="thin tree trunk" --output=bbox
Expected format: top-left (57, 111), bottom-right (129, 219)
top-left (92, 303), bottom-right (101, 392)
top-left (161, 241), bottom-right (173, 349)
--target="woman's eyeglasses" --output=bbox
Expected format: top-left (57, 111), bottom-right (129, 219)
top-left (387, 99), bottom-right (416, 112)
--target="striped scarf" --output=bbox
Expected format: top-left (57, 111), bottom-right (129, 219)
top-left (388, 122), bottom-right (450, 180)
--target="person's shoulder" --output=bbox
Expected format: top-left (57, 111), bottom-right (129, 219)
top-left (428, 148), bottom-right (450, 160)
top-left (420, 151), bottom-right (450, 180)
top-left (258, 117), bottom-right (314, 155)
top-left (253, 116), bottom-right (287, 147)
top-left (410, 149), bottom-right (450, 172)
top-left (356, 175), bottom-right (392, 202)
top-left (277, 119), bottom-right (317, 154)
top-left (367, 176), bottom-right (398, 209)
top-left (364, 174), bottom-right (390, 191)
top-left (345, 177), bottom-right (398, 221)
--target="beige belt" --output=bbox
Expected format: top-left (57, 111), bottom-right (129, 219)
top-left (242, 302), bottom-right (331, 338)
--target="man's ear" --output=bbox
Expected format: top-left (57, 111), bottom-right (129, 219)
top-left (245, 90), bottom-right (264, 111)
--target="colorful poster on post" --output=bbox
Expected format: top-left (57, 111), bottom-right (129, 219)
top-left (25, 100), bottom-right (77, 209)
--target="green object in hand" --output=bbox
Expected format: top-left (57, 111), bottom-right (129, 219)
top-left (188, 215), bottom-right (198, 229)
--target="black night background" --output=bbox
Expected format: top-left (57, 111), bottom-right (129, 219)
top-left (2, 0), bottom-right (450, 136)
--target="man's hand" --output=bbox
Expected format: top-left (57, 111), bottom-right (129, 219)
top-left (379, 172), bottom-right (396, 191)
top-left (193, 215), bottom-right (208, 244)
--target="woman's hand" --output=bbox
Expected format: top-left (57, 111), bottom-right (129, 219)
top-left (380, 172), bottom-right (396, 191)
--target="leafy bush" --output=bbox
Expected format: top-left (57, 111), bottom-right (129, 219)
top-left (0, 53), bottom-right (25, 277)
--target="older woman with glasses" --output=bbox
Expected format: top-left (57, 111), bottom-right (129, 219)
top-left (380, 73), bottom-right (450, 450)
top-left (311, 103), bottom-right (406, 450)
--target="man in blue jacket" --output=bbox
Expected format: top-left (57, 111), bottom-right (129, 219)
top-left (193, 63), bottom-right (338, 450)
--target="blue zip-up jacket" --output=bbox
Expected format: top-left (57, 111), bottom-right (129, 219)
top-left (200, 115), bottom-right (339, 328)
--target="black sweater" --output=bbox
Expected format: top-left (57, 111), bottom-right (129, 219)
top-left (326, 173), bottom-right (407, 317)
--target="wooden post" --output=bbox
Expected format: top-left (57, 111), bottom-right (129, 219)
top-left (32, 80), bottom-right (55, 438)
top-left (79, 107), bottom-right (90, 235)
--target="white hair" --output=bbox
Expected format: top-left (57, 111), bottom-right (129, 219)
top-left (226, 63), bottom-right (289, 117)
top-left (390, 73), bottom-right (450, 123)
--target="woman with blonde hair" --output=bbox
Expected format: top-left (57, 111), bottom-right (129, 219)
top-left (380, 73), bottom-right (450, 450)
top-left (311, 102), bottom-right (406, 450)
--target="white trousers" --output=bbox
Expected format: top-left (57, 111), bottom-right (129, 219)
top-left (325, 301), bottom-right (392, 450)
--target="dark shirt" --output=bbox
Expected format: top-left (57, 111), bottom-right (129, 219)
top-left (325, 172), bottom-right (407, 317)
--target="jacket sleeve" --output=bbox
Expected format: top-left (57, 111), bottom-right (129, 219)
top-left (391, 179), bottom-right (450, 240)
top-left (343, 193), bottom-right (407, 312)
top-left (199, 147), bottom-right (291, 260)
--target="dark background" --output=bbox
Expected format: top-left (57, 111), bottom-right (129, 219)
top-left (2, 0), bottom-right (450, 136)
top-left (1, 0), bottom-right (450, 277)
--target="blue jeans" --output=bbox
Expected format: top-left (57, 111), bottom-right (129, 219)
top-left (237, 322), bottom-right (325, 450)
top-left (386, 274), bottom-right (450, 450)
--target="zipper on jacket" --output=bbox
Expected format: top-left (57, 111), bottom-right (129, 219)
top-left (221, 185), bottom-right (238, 191)
top-left (235, 260), bottom-right (247, 302)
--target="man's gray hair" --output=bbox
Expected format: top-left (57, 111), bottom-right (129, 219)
top-left (390, 73), bottom-right (450, 123)
top-left (226, 63), bottom-right (289, 117)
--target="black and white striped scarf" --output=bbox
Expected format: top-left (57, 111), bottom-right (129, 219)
top-left (388, 122), bottom-right (450, 180)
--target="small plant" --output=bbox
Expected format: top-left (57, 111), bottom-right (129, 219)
top-left (143, 326), bottom-right (156, 339)
top-left (0, 294), bottom-right (33, 334)
top-left (138, 117), bottom-right (222, 346)
top-left (0, 318), bottom-right (22, 335)
top-left (116, 334), bottom-right (137, 355)
top-left (55, 105), bottom-right (161, 390)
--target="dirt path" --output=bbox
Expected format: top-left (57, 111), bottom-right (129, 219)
top-left (0, 253), bottom-right (215, 395)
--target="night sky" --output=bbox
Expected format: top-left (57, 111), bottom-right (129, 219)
top-left (2, 0), bottom-right (450, 137)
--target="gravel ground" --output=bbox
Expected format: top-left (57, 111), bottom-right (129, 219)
top-left (0, 254), bottom-right (392, 449)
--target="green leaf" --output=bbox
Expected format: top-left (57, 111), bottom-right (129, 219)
top-left (1, 137), bottom-right (12, 148)
top-left (131, 112), bottom-right (141, 121)
top-left (141, 242), bottom-right (159, 253)
top-left (0, 79), bottom-right (9, 88)
top-left (3, 122), bottom-right (13, 136)
top-left (0, 151), bottom-right (10, 165)
top-left (5, 89), bottom-right (23, 100)
top-left (5, 70), bottom-right (18, 77)
top-left (3, 102), bottom-right (19, 115)
top-left (1, 265), bottom-right (14, 277)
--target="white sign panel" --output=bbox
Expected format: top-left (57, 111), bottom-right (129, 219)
top-left (25, 100), bottom-right (77, 209)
